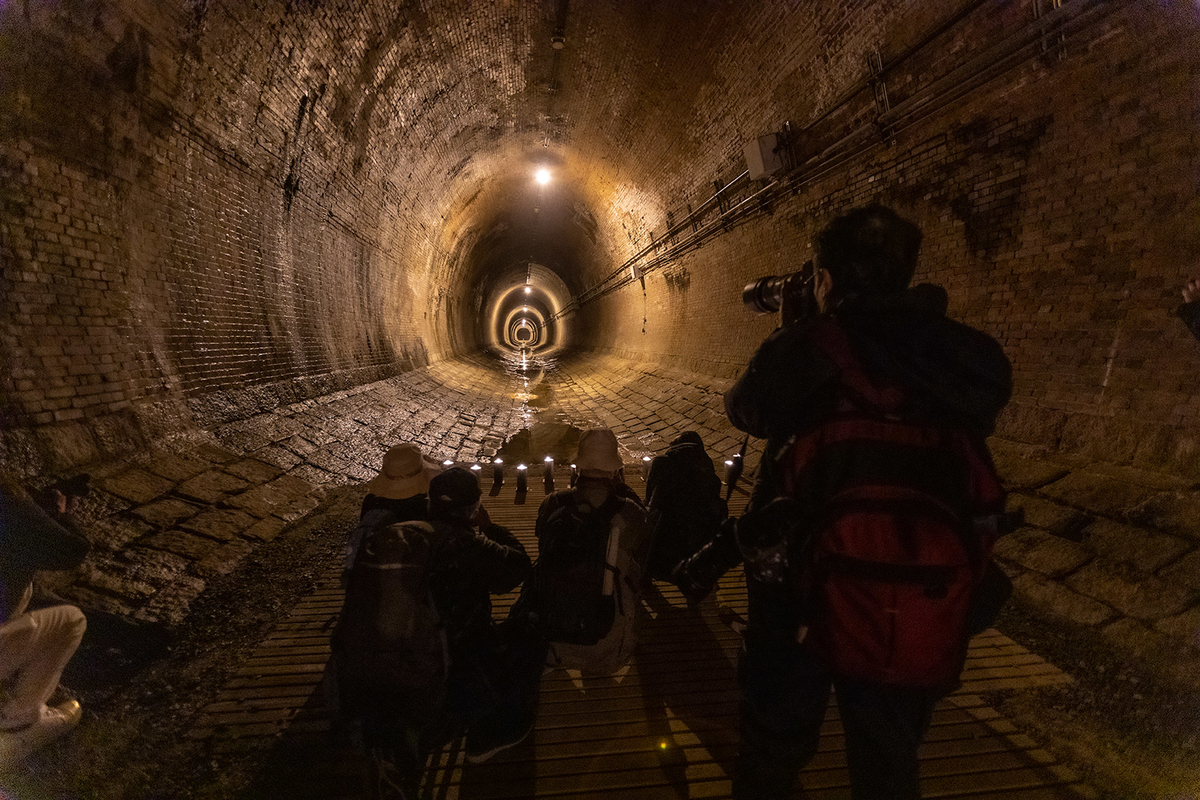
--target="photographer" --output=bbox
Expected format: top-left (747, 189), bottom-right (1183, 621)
top-left (724, 205), bottom-right (1012, 800)
top-left (0, 476), bottom-right (90, 766)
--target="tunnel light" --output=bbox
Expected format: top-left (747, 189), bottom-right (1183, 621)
top-left (443, 459), bottom-right (454, 467)
top-left (535, 168), bottom-right (551, 185)
top-left (471, 464), bottom-right (482, 471)
top-left (524, 286), bottom-right (531, 294)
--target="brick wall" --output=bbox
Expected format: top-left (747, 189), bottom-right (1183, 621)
top-left (3, 0), bottom-right (1198, 482)
top-left (574, 1), bottom-right (1200, 476)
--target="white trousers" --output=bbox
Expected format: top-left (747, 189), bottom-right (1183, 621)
top-left (0, 605), bottom-right (86, 728)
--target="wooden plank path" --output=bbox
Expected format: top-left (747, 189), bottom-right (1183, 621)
top-left (192, 471), bottom-right (1092, 799)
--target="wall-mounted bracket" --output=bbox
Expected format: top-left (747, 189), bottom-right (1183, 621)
top-left (1034, 0), bottom-right (1067, 62)
top-left (867, 48), bottom-right (897, 145)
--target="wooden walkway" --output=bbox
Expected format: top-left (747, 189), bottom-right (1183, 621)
top-left (191, 473), bottom-right (1092, 799)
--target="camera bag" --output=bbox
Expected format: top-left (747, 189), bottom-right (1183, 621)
top-left (780, 318), bottom-right (1007, 688)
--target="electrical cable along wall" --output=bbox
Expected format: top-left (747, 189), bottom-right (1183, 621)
top-left (0, 1), bottom-right (1197, 479)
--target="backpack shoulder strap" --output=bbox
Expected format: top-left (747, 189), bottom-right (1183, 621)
top-left (808, 317), bottom-right (906, 414)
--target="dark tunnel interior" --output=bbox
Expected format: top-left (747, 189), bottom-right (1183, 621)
top-left (1, 0), bottom-right (1199, 796)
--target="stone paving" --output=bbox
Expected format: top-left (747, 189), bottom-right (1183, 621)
top-left (45, 349), bottom-right (1200, 677)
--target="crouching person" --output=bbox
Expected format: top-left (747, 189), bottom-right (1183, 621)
top-left (333, 467), bottom-right (534, 796)
top-left (0, 478), bottom-right (89, 768)
top-left (516, 428), bottom-right (650, 677)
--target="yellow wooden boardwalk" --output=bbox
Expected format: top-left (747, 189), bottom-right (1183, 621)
top-left (192, 473), bottom-right (1092, 799)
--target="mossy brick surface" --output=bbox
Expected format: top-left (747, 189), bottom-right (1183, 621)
top-left (991, 453), bottom-right (1070, 491)
top-left (100, 469), bottom-right (175, 505)
top-left (994, 528), bottom-right (1092, 578)
top-left (1011, 570), bottom-right (1115, 628)
top-left (143, 452), bottom-right (215, 483)
top-left (141, 530), bottom-right (228, 562)
top-left (1039, 472), bottom-right (1160, 519)
top-left (181, 508), bottom-right (258, 542)
top-left (223, 459), bottom-right (285, 484)
top-left (1006, 494), bottom-right (1091, 541)
top-left (175, 470), bottom-right (252, 505)
top-left (1125, 492), bottom-right (1200, 540)
top-left (1082, 519), bottom-right (1190, 574)
top-left (1065, 561), bottom-right (1196, 621)
top-left (225, 475), bottom-right (317, 519)
top-left (131, 498), bottom-right (202, 528)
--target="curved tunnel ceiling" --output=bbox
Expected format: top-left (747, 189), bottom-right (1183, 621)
top-left (174, 0), bottom-right (776, 359)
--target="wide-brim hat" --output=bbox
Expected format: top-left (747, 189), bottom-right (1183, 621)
top-left (573, 428), bottom-right (623, 474)
top-left (366, 443), bottom-right (442, 500)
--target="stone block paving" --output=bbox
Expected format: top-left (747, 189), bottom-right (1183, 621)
top-left (989, 439), bottom-right (1200, 660)
top-left (51, 351), bottom-right (1200, 663)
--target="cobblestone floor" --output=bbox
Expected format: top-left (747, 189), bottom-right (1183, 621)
top-left (52, 348), bottom-right (1200, 680)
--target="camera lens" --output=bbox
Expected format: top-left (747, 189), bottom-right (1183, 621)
top-left (742, 276), bottom-right (786, 314)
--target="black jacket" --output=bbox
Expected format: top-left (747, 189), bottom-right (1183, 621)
top-left (724, 285), bottom-right (1012, 639)
top-left (0, 483), bottom-right (90, 624)
top-left (428, 518), bottom-right (531, 655)
top-left (726, 285), bottom-right (1011, 445)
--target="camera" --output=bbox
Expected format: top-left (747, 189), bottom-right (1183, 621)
top-left (742, 259), bottom-right (818, 320)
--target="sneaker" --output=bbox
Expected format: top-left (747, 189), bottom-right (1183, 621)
top-left (464, 717), bottom-right (533, 764)
top-left (0, 701), bottom-right (82, 769)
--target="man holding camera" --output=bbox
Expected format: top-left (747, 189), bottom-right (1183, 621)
top-left (725, 205), bottom-right (1012, 799)
top-left (0, 477), bottom-right (90, 766)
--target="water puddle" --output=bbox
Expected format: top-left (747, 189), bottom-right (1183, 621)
top-left (496, 421), bottom-right (583, 465)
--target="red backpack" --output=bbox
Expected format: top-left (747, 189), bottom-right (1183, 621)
top-left (780, 318), bottom-right (1006, 688)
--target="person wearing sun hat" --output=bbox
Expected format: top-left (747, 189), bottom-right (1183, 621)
top-left (363, 443), bottom-right (443, 515)
top-left (344, 443), bottom-right (443, 577)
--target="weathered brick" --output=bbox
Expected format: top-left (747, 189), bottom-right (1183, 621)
top-left (1082, 518), bottom-right (1190, 574)
top-left (175, 470), bottom-right (251, 505)
top-left (1039, 472), bottom-right (1160, 519)
top-left (131, 498), bottom-right (202, 528)
top-left (1011, 570), bottom-right (1115, 628)
top-left (180, 508), bottom-right (257, 542)
top-left (101, 469), bottom-right (174, 505)
top-left (1065, 561), bottom-right (1196, 621)
top-left (140, 530), bottom-right (225, 561)
top-left (994, 528), bottom-right (1092, 578)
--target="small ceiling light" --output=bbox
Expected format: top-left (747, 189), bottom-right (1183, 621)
top-left (551, 35), bottom-right (565, 50)
top-left (535, 168), bottom-right (551, 185)
top-left (524, 286), bottom-right (531, 294)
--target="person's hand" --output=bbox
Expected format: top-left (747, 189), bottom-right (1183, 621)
top-left (472, 504), bottom-right (491, 530)
top-left (1183, 279), bottom-right (1200, 303)
top-left (52, 489), bottom-right (80, 515)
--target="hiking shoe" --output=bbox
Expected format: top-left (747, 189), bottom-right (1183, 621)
top-left (464, 717), bottom-right (533, 764)
top-left (0, 701), bottom-right (82, 769)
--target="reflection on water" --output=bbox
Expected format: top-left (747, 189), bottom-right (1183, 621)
top-left (489, 347), bottom-right (581, 464)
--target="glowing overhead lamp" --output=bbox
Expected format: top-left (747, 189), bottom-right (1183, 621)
top-left (535, 167), bottom-right (551, 185)
top-left (524, 286), bottom-right (532, 294)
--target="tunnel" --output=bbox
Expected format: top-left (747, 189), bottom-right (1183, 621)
top-left (1, 0), bottom-right (1199, 797)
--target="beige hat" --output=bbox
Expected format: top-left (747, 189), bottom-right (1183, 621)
top-left (365, 443), bottom-right (442, 500)
top-left (573, 428), bottom-right (623, 475)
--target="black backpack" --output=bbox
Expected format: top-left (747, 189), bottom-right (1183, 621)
top-left (333, 521), bottom-right (448, 709)
top-left (645, 444), bottom-right (728, 581)
top-left (531, 494), bottom-right (626, 646)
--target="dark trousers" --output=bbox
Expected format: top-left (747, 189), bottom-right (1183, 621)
top-left (732, 636), bottom-right (941, 800)
top-left (435, 618), bottom-right (547, 751)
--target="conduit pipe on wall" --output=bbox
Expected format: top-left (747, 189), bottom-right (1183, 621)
top-left (551, 0), bottom-right (1117, 320)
